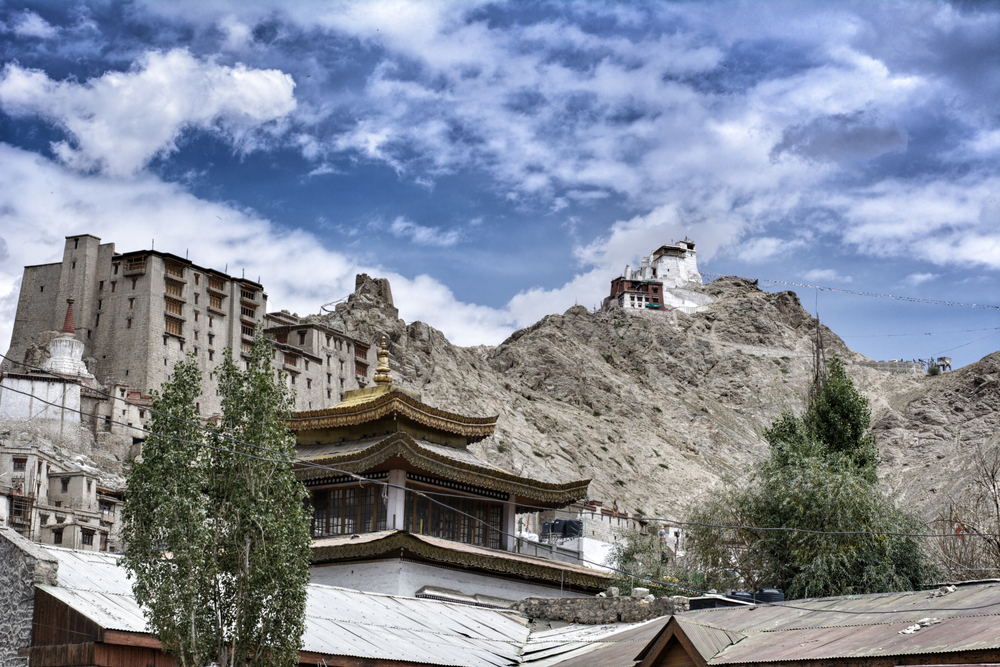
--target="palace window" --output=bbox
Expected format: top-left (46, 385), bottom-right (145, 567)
top-left (165, 316), bottom-right (183, 336)
top-left (81, 531), bottom-right (94, 546)
top-left (165, 298), bottom-right (183, 316)
top-left (404, 492), bottom-right (503, 549)
top-left (13, 458), bottom-right (26, 471)
top-left (210, 295), bottom-right (223, 309)
top-left (241, 323), bottom-right (254, 338)
top-left (241, 305), bottom-right (256, 318)
top-left (165, 262), bottom-right (184, 278)
top-left (241, 287), bottom-right (256, 301)
top-left (310, 486), bottom-right (387, 538)
top-left (165, 280), bottom-right (183, 298)
top-left (53, 529), bottom-right (63, 545)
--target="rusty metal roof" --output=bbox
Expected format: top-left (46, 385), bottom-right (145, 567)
top-left (673, 584), bottom-right (1000, 664)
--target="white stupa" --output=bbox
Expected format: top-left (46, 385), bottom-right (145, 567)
top-left (44, 298), bottom-right (94, 384)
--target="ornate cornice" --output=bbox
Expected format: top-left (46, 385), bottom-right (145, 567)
top-left (295, 432), bottom-right (590, 505)
top-left (289, 390), bottom-right (498, 441)
top-left (311, 531), bottom-right (610, 590)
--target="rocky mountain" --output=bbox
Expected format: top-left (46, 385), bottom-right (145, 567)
top-left (311, 275), bottom-right (998, 521)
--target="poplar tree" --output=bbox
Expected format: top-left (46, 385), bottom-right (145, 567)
top-left (122, 331), bottom-right (312, 667)
top-left (684, 356), bottom-right (935, 599)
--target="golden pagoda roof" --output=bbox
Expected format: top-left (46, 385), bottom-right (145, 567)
top-left (289, 385), bottom-right (498, 442)
top-left (295, 431), bottom-right (590, 506)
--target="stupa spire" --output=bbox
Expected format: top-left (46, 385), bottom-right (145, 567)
top-left (373, 336), bottom-right (392, 386)
top-left (61, 298), bottom-right (76, 335)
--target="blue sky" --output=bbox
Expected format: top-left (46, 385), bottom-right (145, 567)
top-left (0, 1), bottom-right (997, 368)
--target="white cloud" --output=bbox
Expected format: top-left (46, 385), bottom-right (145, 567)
top-left (904, 272), bottom-right (938, 286)
top-left (832, 174), bottom-right (1000, 269)
top-left (736, 237), bottom-right (808, 264)
top-left (803, 269), bottom-right (853, 284)
top-left (13, 10), bottom-right (57, 39)
top-left (0, 144), bottom-right (513, 353)
top-left (0, 49), bottom-right (296, 177)
top-left (388, 217), bottom-right (462, 247)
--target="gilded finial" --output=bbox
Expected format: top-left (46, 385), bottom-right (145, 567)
top-left (373, 335), bottom-right (392, 386)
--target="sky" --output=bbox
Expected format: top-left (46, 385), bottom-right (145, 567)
top-left (0, 0), bottom-right (997, 369)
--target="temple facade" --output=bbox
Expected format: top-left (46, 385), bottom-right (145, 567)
top-left (292, 339), bottom-right (607, 601)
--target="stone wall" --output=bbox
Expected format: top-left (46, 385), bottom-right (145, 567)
top-left (0, 527), bottom-right (58, 667)
top-left (854, 360), bottom-right (925, 374)
top-left (514, 593), bottom-right (689, 624)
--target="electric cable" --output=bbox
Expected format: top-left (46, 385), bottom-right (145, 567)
top-left (6, 378), bottom-right (1000, 554)
top-left (10, 381), bottom-right (1000, 620)
top-left (702, 272), bottom-right (1000, 311)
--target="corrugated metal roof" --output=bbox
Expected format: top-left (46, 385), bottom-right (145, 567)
top-left (37, 547), bottom-right (549, 667)
top-left (673, 584), bottom-right (1000, 664)
top-left (675, 619), bottom-right (745, 659)
top-left (521, 618), bottom-right (669, 667)
top-left (711, 616), bottom-right (1000, 664)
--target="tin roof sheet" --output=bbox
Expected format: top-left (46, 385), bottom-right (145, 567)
top-left (673, 584), bottom-right (1000, 664)
top-left (40, 546), bottom-right (638, 667)
top-left (520, 617), bottom-right (669, 667)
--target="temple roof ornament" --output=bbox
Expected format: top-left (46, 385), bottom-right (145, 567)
top-left (373, 335), bottom-right (392, 386)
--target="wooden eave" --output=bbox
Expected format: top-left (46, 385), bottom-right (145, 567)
top-left (311, 530), bottom-right (610, 591)
top-left (289, 391), bottom-right (498, 440)
top-left (295, 432), bottom-right (590, 505)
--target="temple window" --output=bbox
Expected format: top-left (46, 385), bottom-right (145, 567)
top-left (311, 486), bottom-right (387, 537)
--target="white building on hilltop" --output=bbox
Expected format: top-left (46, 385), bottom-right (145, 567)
top-left (605, 240), bottom-right (713, 314)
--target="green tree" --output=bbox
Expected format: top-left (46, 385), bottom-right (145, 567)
top-left (607, 527), bottom-right (680, 597)
top-left (122, 331), bottom-right (312, 667)
top-left (684, 356), bottom-right (935, 599)
top-left (121, 358), bottom-right (214, 667)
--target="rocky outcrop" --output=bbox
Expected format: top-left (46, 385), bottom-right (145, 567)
top-left (306, 276), bottom-right (974, 520)
top-left (873, 351), bottom-right (1000, 517)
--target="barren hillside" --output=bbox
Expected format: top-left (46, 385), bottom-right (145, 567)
top-left (312, 276), bottom-right (997, 520)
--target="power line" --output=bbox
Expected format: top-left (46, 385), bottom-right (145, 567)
top-left (840, 326), bottom-right (1000, 338)
top-left (6, 377), bottom-right (1000, 546)
top-left (12, 385), bottom-right (1000, 619)
top-left (702, 272), bottom-right (1000, 311)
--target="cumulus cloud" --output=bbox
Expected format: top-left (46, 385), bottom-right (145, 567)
top-left (12, 10), bottom-right (58, 39)
top-left (803, 268), bottom-right (853, 284)
top-left (0, 49), bottom-right (296, 177)
top-left (904, 272), bottom-right (938, 286)
top-left (388, 217), bottom-right (462, 247)
top-left (735, 237), bottom-right (808, 264)
top-left (831, 174), bottom-right (1000, 269)
top-left (0, 144), bottom-right (513, 352)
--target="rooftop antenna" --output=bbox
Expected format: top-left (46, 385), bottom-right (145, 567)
top-left (151, 239), bottom-right (154, 250)
top-left (186, 249), bottom-right (189, 259)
